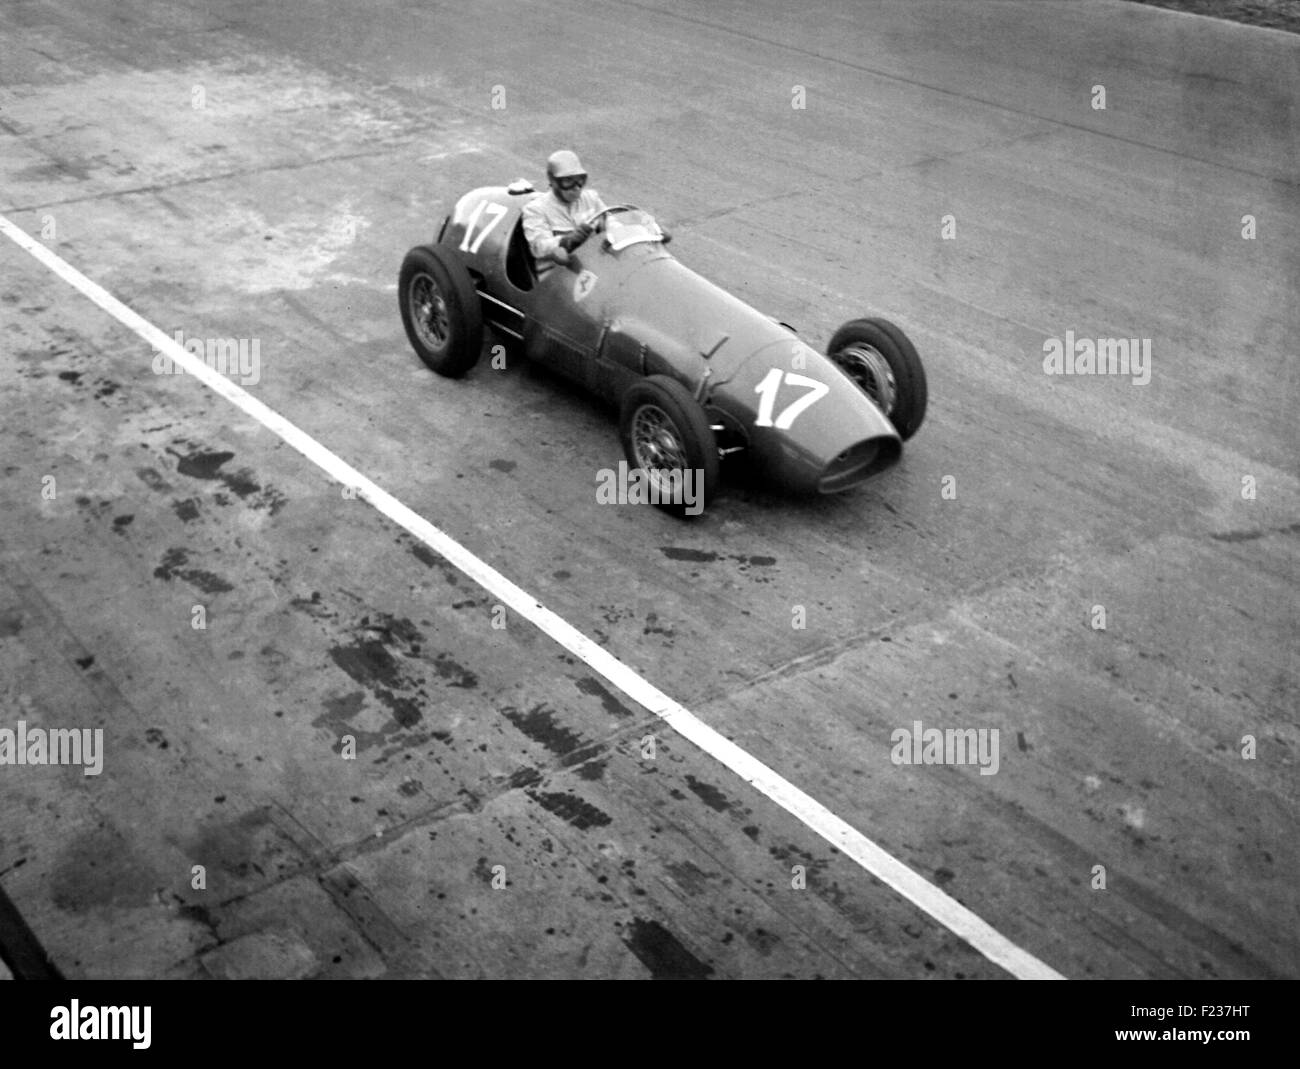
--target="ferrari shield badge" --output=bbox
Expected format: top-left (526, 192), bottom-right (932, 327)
top-left (573, 269), bottom-right (598, 302)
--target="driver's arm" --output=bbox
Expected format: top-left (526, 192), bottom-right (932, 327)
top-left (575, 190), bottom-right (608, 239)
top-left (522, 198), bottom-right (564, 261)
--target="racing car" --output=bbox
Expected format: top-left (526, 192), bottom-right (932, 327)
top-left (398, 178), bottom-right (926, 515)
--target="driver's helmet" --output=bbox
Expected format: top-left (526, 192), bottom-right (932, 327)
top-left (546, 150), bottom-right (587, 180)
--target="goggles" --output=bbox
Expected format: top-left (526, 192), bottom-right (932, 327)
top-left (555, 175), bottom-right (586, 191)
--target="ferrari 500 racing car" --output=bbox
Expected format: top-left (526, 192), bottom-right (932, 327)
top-left (398, 178), bottom-right (926, 515)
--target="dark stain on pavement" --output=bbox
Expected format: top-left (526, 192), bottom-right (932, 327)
top-left (573, 676), bottom-right (635, 719)
top-left (622, 918), bottom-right (713, 979)
top-left (1211, 523), bottom-right (1300, 543)
top-left (408, 541), bottom-right (460, 586)
top-left (174, 448), bottom-right (235, 480)
top-left (660, 547), bottom-right (718, 563)
top-left (642, 611), bottom-right (674, 637)
top-left (326, 615), bottom-right (431, 729)
top-left (666, 859), bottom-right (712, 894)
top-left (526, 789), bottom-right (612, 830)
top-left (136, 467), bottom-right (173, 494)
top-left (290, 591), bottom-right (337, 621)
top-left (50, 826), bottom-right (159, 912)
top-left (168, 445), bottom-right (284, 513)
top-left (312, 691), bottom-right (391, 753)
top-left (153, 547), bottom-right (234, 593)
top-left (768, 842), bottom-right (829, 874)
top-left (185, 807), bottom-right (280, 880)
top-left (745, 927), bottom-right (781, 955)
top-left (177, 901), bottom-right (219, 939)
top-left (431, 653), bottom-right (478, 689)
top-left (489, 459), bottom-right (516, 473)
top-left (111, 514), bottom-right (133, 534)
top-left (508, 766), bottom-right (543, 789)
top-left (173, 498), bottom-right (200, 522)
top-left (329, 641), bottom-right (422, 728)
top-left (685, 775), bottom-right (731, 813)
top-left (501, 704), bottom-right (586, 757)
top-left (661, 547), bottom-right (778, 568)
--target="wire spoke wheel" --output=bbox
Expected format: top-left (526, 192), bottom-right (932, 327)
top-left (833, 344), bottom-right (896, 417)
top-left (398, 244), bottom-right (483, 377)
top-left (825, 318), bottom-right (926, 440)
top-left (631, 403), bottom-right (689, 496)
top-left (618, 376), bottom-right (719, 517)
top-left (409, 273), bottom-right (450, 353)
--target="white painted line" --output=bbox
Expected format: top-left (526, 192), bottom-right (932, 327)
top-left (0, 213), bottom-right (1066, 980)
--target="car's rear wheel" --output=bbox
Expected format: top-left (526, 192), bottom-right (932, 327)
top-left (827, 318), bottom-right (927, 440)
top-left (399, 245), bottom-right (483, 377)
top-left (618, 376), bottom-right (719, 517)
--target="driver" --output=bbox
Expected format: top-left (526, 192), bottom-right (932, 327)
top-left (522, 149), bottom-right (608, 272)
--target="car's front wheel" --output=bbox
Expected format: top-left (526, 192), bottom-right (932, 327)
top-left (618, 376), bottom-right (719, 517)
top-left (398, 245), bottom-right (484, 377)
top-left (827, 318), bottom-right (927, 440)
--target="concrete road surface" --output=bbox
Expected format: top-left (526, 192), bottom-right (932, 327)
top-left (0, 0), bottom-right (1296, 979)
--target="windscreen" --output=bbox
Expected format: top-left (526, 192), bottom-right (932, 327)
top-left (604, 209), bottom-right (665, 251)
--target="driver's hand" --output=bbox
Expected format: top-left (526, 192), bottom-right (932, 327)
top-left (559, 228), bottom-right (587, 253)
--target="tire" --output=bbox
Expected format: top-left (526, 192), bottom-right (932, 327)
top-left (398, 245), bottom-right (484, 377)
top-left (618, 376), bottom-right (720, 517)
top-left (826, 317), bottom-right (927, 440)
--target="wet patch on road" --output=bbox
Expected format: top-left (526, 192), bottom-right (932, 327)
top-left (665, 859), bottom-right (715, 895)
top-left (621, 917), bottom-right (714, 979)
top-left (403, 536), bottom-right (461, 587)
top-left (430, 652), bottom-right (477, 689)
top-left (50, 825), bottom-right (159, 912)
top-left (572, 676), bottom-right (635, 720)
top-left (312, 690), bottom-right (391, 753)
top-left (326, 615), bottom-right (429, 729)
top-left (153, 547), bottom-right (234, 593)
top-left (660, 547), bottom-right (717, 563)
top-left (289, 591), bottom-right (338, 621)
top-left (167, 443), bottom-right (287, 515)
top-left (1210, 522), bottom-right (1300, 543)
top-left (684, 774), bottom-right (734, 813)
top-left (183, 807), bottom-right (306, 884)
top-left (501, 703), bottom-right (587, 758)
top-left (136, 467), bottom-right (173, 494)
top-left (526, 789), bottom-right (613, 830)
top-left (659, 546), bottom-right (778, 580)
